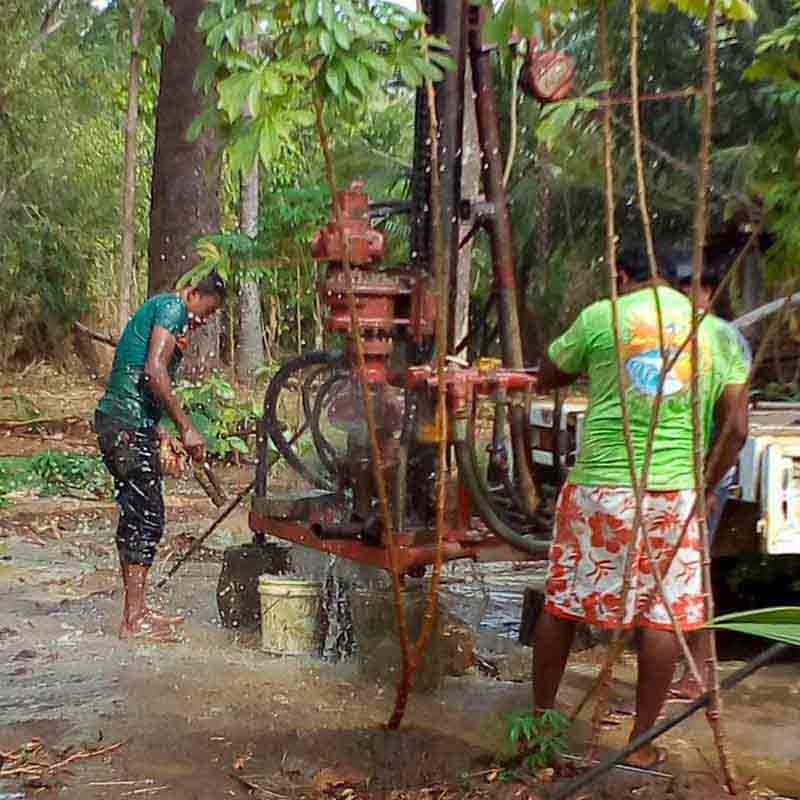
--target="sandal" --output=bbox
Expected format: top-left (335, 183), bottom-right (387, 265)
top-left (666, 685), bottom-right (701, 702)
top-left (623, 745), bottom-right (668, 770)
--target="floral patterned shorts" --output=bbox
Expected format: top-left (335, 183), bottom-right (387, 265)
top-left (544, 482), bottom-right (706, 631)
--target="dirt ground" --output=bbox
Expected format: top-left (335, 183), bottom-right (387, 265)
top-left (1, 368), bottom-right (799, 800)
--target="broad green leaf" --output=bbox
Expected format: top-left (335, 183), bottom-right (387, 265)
top-left (536, 100), bottom-right (579, 148)
top-left (216, 382), bottom-right (236, 401)
top-left (319, 29), bottom-right (334, 55)
top-left (325, 65), bottom-right (343, 96)
top-left (320, 0), bottom-right (335, 30)
top-left (261, 69), bottom-right (288, 97)
top-left (304, 0), bottom-right (319, 26)
top-left (218, 71), bottom-right (257, 122)
top-left (333, 21), bottom-right (353, 50)
top-left (293, 108), bottom-right (315, 126)
top-left (706, 606), bottom-right (800, 646)
top-left (186, 116), bottom-right (204, 143)
top-left (228, 436), bottom-right (250, 453)
top-left (399, 62), bottom-right (420, 87)
top-left (344, 58), bottom-right (370, 96)
top-left (358, 49), bottom-right (392, 78)
top-left (428, 49), bottom-right (456, 72)
top-left (160, 6), bottom-right (175, 41)
top-left (584, 80), bottom-right (612, 95)
top-left (229, 118), bottom-right (261, 174)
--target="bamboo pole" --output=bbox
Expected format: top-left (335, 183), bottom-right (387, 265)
top-left (576, 0), bottom-right (704, 755)
top-left (312, 97), bottom-right (413, 729)
top-left (414, 16), bottom-right (449, 656)
top-left (688, 0), bottom-right (739, 791)
top-left (628, 0), bottom-right (658, 282)
top-left (580, 0), bottom-right (636, 754)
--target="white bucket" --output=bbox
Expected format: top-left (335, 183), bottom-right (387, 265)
top-left (258, 575), bottom-right (322, 656)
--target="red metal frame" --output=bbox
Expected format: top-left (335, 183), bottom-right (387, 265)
top-left (248, 512), bottom-right (545, 572)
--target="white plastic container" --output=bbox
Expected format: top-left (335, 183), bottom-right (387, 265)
top-left (258, 575), bottom-right (321, 656)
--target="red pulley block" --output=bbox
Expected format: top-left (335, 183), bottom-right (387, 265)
top-left (520, 48), bottom-right (575, 103)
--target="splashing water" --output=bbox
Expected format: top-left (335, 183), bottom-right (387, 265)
top-left (320, 553), bottom-right (354, 662)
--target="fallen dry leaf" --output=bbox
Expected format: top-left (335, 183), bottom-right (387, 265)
top-left (533, 768), bottom-right (554, 784)
top-left (312, 765), bottom-right (367, 793)
top-left (232, 754), bottom-right (251, 770)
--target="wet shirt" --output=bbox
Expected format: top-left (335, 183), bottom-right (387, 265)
top-left (548, 285), bottom-right (749, 490)
top-left (97, 294), bottom-right (188, 429)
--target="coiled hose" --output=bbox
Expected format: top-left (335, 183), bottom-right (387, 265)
top-left (262, 350), bottom-right (348, 491)
top-left (452, 403), bottom-right (551, 557)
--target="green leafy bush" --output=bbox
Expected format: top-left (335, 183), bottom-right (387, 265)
top-left (502, 708), bottom-right (570, 775)
top-left (0, 463), bottom-right (14, 508)
top-left (170, 374), bottom-right (260, 459)
top-left (24, 450), bottom-right (111, 498)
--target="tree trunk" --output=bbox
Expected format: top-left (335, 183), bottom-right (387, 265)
top-left (117, 0), bottom-right (145, 336)
top-left (741, 251), bottom-right (763, 312)
top-left (148, 0), bottom-right (221, 371)
top-left (454, 61), bottom-right (480, 350)
top-left (313, 261), bottom-right (324, 350)
top-left (236, 32), bottom-right (265, 383)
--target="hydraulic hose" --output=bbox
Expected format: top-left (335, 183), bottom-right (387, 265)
top-left (309, 370), bottom-right (349, 475)
top-left (262, 350), bottom-right (347, 491)
top-left (453, 410), bottom-right (550, 557)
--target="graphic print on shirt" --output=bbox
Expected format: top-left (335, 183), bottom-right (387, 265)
top-left (623, 312), bottom-right (709, 397)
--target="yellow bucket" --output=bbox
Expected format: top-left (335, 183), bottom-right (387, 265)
top-left (258, 575), bottom-right (322, 656)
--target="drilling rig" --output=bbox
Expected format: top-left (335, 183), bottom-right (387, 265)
top-left (248, 2), bottom-right (577, 577)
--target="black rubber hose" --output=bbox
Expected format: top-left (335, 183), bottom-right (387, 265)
top-left (453, 413), bottom-right (550, 557)
top-left (302, 365), bottom-right (342, 474)
top-left (310, 371), bottom-right (350, 475)
top-left (262, 351), bottom-right (346, 491)
top-left (468, 400), bottom-right (549, 534)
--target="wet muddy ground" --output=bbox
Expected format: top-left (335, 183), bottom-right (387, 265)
top-left (1, 371), bottom-right (798, 800)
top-left (1, 483), bottom-right (799, 800)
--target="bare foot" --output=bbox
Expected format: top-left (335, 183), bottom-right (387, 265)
top-left (119, 611), bottom-right (180, 642)
top-left (623, 744), bottom-right (668, 770)
top-left (143, 607), bottom-right (185, 625)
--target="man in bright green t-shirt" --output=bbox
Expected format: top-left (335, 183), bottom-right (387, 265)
top-left (532, 249), bottom-right (748, 768)
top-left (95, 273), bottom-right (225, 641)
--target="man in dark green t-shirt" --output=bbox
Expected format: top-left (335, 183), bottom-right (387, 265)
top-left (95, 272), bottom-right (225, 641)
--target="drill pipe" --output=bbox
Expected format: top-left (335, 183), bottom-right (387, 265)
top-left (469, 8), bottom-right (540, 516)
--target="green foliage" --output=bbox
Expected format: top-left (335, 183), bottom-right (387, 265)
top-left (0, 462), bottom-right (13, 508)
top-left (649, 0), bottom-right (755, 21)
top-left (0, 1), bottom-right (150, 366)
top-left (483, 0), bottom-right (754, 55)
top-left (747, 0), bottom-right (800, 82)
top-left (10, 390), bottom-right (41, 421)
top-left (168, 374), bottom-right (261, 459)
top-left (24, 450), bottom-right (111, 498)
top-left (707, 606), bottom-right (800, 646)
top-left (179, 184), bottom-right (333, 357)
top-left (741, 1), bottom-right (800, 280)
top-left (502, 709), bottom-right (570, 774)
top-left (535, 81), bottom-right (607, 149)
top-left (195, 0), bottom-right (453, 175)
